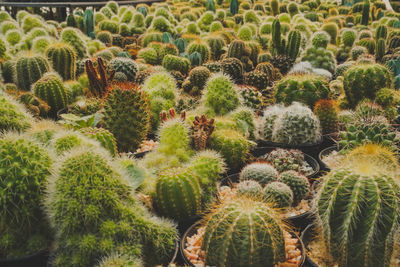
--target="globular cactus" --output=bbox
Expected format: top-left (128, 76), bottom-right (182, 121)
top-left (236, 180), bottom-right (264, 198)
top-left (107, 57), bottom-right (138, 82)
top-left (311, 31), bottom-right (330, 49)
top-left (187, 66), bottom-right (211, 94)
top-left (343, 63), bottom-right (392, 107)
top-left (98, 19), bottom-right (119, 33)
top-left (45, 42), bottom-right (77, 81)
top-left (14, 52), bottom-right (49, 91)
top-left (272, 102), bottom-right (322, 146)
top-left (138, 47), bottom-right (159, 65)
top-left (17, 92), bottom-right (50, 117)
top-left (239, 162), bottom-right (278, 185)
top-left (321, 22), bottom-right (338, 45)
top-left (33, 72), bottom-right (68, 118)
top-left (271, 0), bottom-right (280, 16)
top-left (101, 82), bottom-right (150, 153)
top-left (264, 181), bottom-right (294, 208)
top-left (261, 104), bottom-right (284, 141)
top-left (202, 73), bottom-right (240, 116)
top-left (97, 254), bottom-right (143, 267)
top-left (79, 127), bottom-right (118, 157)
top-left (238, 85), bottom-right (263, 111)
top-left (154, 167), bottom-right (202, 221)
top-left (0, 134), bottom-right (52, 259)
top-left (301, 46), bottom-right (336, 74)
top-left (61, 28), bottom-right (88, 59)
top-left (187, 41), bottom-right (211, 63)
top-left (206, 36), bottom-right (225, 61)
top-left (262, 148), bottom-right (313, 175)
top-left (315, 165), bottom-right (400, 267)
top-left (274, 74), bottom-right (330, 109)
top-left (244, 71), bottom-right (268, 91)
top-left (220, 57), bottom-right (244, 83)
top-left (255, 62), bottom-right (282, 85)
top-left (375, 25), bottom-right (387, 40)
top-left (341, 29), bottom-right (356, 47)
top-left (191, 114), bottom-right (215, 151)
top-left (201, 196), bottom-right (286, 267)
top-left (278, 170), bottom-right (310, 205)
top-left (141, 32), bottom-right (162, 47)
top-left (162, 54), bottom-right (191, 75)
top-left (0, 93), bottom-right (32, 132)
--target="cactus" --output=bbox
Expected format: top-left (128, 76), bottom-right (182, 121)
top-left (375, 25), bottom-right (387, 40)
top-left (108, 57), bottom-right (138, 82)
top-left (315, 165), bottom-right (400, 267)
top-left (274, 74), bottom-right (330, 109)
top-left (0, 134), bottom-right (52, 259)
top-left (202, 73), bottom-right (240, 116)
top-left (0, 93), bottom-right (32, 132)
top-left (236, 180), bottom-right (263, 198)
top-left (343, 63), bottom-right (392, 107)
top-left (227, 39), bottom-right (248, 60)
top-left (202, 196), bottom-right (286, 267)
top-left (85, 57), bottom-right (115, 98)
top-left (361, 0), bottom-right (370, 25)
top-left (271, 102), bottom-right (322, 145)
top-left (239, 162), bottom-right (278, 185)
top-left (97, 254), bottom-right (143, 267)
top-left (206, 36), bottom-right (225, 61)
top-left (301, 46), bottom-right (336, 74)
top-left (187, 66), bottom-right (211, 94)
top-left (154, 167), bottom-right (202, 221)
top-left (271, 0), bottom-right (280, 16)
top-left (341, 29), bottom-right (356, 47)
top-left (33, 73), bottom-right (68, 118)
top-left (229, 0), bottom-right (239, 15)
top-left (187, 41), bottom-right (210, 63)
top-left (47, 148), bottom-right (178, 266)
top-left (83, 8), bottom-right (94, 36)
top-left (191, 114), bottom-right (215, 150)
top-left (244, 71), bottom-right (268, 91)
top-left (45, 42), bottom-right (76, 81)
top-left (61, 28), bottom-right (88, 59)
top-left (98, 19), bottom-right (119, 34)
top-left (264, 181), bottom-right (294, 208)
top-left (313, 99), bottom-right (340, 135)
top-left (79, 127), bottom-right (118, 157)
top-left (311, 31), bottom-right (330, 49)
top-left (376, 38), bottom-right (385, 61)
top-left (101, 82), bottom-right (150, 153)
top-left (278, 170), bottom-right (310, 205)
top-left (162, 54), bottom-right (191, 74)
top-left (14, 52), bottom-right (49, 91)
top-left (220, 57), bottom-right (244, 83)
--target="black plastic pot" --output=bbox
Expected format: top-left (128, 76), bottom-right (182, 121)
top-left (0, 249), bottom-right (49, 267)
top-left (300, 224), bottom-right (319, 267)
top-left (133, 150), bottom-right (150, 158)
top-left (168, 241), bottom-right (179, 266)
top-left (181, 222), bottom-right (306, 267)
top-left (318, 145), bottom-right (339, 171)
top-left (56, 107), bottom-right (68, 121)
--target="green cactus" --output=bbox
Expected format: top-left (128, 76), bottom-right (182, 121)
top-left (244, 71), bottom-right (268, 91)
top-left (343, 63), bottom-right (392, 107)
top-left (278, 170), bottom-right (310, 205)
top-left (101, 82), bottom-right (150, 153)
top-left (274, 74), bottom-right (330, 109)
top-left (206, 36), bottom-right (225, 61)
top-left (98, 19), bottom-right (119, 34)
top-left (188, 66), bottom-right (211, 93)
top-left (375, 25), bottom-right (387, 40)
top-left (311, 31), bottom-right (330, 49)
top-left (162, 54), bottom-right (191, 74)
top-left (107, 57), bottom-right (138, 82)
top-left (45, 42), bottom-right (76, 81)
top-left (202, 73), bottom-right (240, 116)
top-left (83, 8), bottom-right (94, 37)
top-left (236, 180), bottom-right (263, 198)
top-left (0, 134), bottom-right (52, 259)
top-left (187, 41), bottom-right (210, 63)
top-left (341, 29), bottom-right (356, 47)
top-left (264, 181), bottom-right (294, 208)
top-left (227, 39), bottom-right (248, 60)
top-left (97, 254), bottom-right (143, 267)
top-left (271, 0), bottom-right (280, 16)
top-left (316, 166), bottom-right (400, 267)
top-left (286, 30), bottom-right (301, 61)
top-left (61, 28), bottom-right (88, 59)
top-left (313, 99), bottom-right (340, 135)
top-left (0, 93), bottom-right (32, 132)
top-left (51, 130), bottom-right (95, 155)
top-left (361, 0), bottom-right (370, 25)
top-left (202, 196), bottom-right (286, 267)
top-left (239, 162), bottom-right (278, 185)
top-left (220, 57), bottom-right (244, 83)
top-left (230, 0), bottom-right (239, 15)
top-left (376, 38), bottom-right (385, 61)
top-left (14, 52), bottom-right (49, 91)
top-left (141, 32), bottom-right (162, 47)
top-left (357, 38), bottom-right (375, 54)
top-left (79, 127), bottom-right (118, 157)
top-left (138, 47), bottom-right (159, 65)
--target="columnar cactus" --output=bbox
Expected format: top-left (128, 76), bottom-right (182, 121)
top-left (101, 82), bottom-right (150, 153)
top-left (33, 73), bottom-right (68, 118)
top-left (278, 170), bottom-right (310, 205)
top-left (0, 94), bottom-right (32, 132)
top-left (202, 197), bottom-right (286, 267)
top-left (154, 167), bottom-right (202, 221)
top-left (315, 166), bottom-right (400, 267)
top-left (313, 99), bottom-right (340, 135)
top-left (83, 8), bottom-right (94, 36)
top-left (239, 162), bottom-right (278, 185)
top-left (14, 52), bottom-right (49, 91)
top-left (45, 42), bottom-right (77, 81)
top-left (107, 57), bottom-right (138, 82)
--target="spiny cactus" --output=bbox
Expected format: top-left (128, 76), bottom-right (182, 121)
top-left (239, 162), bottom-right (278, 185)
top-left (61, 28), bottom-right (88, 59)
top-left (14, 52), bottom-right (49, 91)
top-left (45, 42), bottom-right (76, 81)
top-left (79, 127), bottom-right (118, 157)
top-left (313, 99), bottom-right (340, 135)
top-left (162, 54), bottom-right (191, 74)
top-left (202, 196), bottom-right (286, 267)
top-left (264, 181), bottom-right (294, 208)
top-left (85, 57), bottom-right (115, 98)
top-left (244, 71), bottom-right (268, 91)
top-left (0, 93), bottom-right (32, 132)
top-left (236, 180), bottom-right (264, 198)
top-left (187, 41), bottom-right (211, 63)
top-left (0, 134), bottom-right (52, 259)
top-left (191, 114), bottom-right (215, 151)
top-left (278, 170), bottom-right (310, 205)
top-left (220, 57), bottom-right (244, 83)
top-left (184, 66), bottom-right (211, 95)
top-left (311, 31), bottom-right (330, 49)
top-left (341, 29), bottom-right (356, 47)
top-left (315, 164), bottom-right (400, 267)
top-left (107, 57), bottom-right (138, 82)
top-left (17, 92), bottom-right (50, 117)
top-left (154, 167), bottom-right (202, 221)
top-left (33, 72), bottom-right (68, 118)
top-left (101, 82), bottom-right (150, 153)
top-left (83, 9), bottom-right (94, 36)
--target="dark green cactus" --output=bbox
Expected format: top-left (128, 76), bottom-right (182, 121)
top-left (15, 53), bottom-right (49, 91)
top-left (206, 36), bottom-right (225, 61)
top-left (361, 0), bottom-right (370, 26)
top-left (79, 127), bottom-right (118, 157)
top-left (376, 38), bottom-right (385, 61)
top-left (272, 19), bottom-right (284, 55)
top-left (187, 41), bottom-right (210, 63)
top-left (278, 170), bottom-right (310, 205)
top-left (83, 8), bottom-right (94, 37)
top-left (107, 57), bottom-right (138, 82)
top-left (285, 30), bottom-right (301, 61)
top-left (236, 180), bottom-right (263, 198)
top-left (162, 54), bottom-right (191, 74)
top-left (230, 0), bottom-right (239, 15)
top-left (45, 42), bottom-right (77, 81)
top-left (264, 181), bottom-right (293, 208)
top-left (375, 25), bottom-right (387, 40)
top-left (244, 70), bottom-right (268, 90)
top-left (313, 99), bottom-right (340, 135)
top-left (206, 0), bottom-right (216, 12)
top-left (154, 167), bottom-right (202, 221)
top-left (239, 162), bottom-right (278, 185)
top-left (220, 57), bottom-right (244, 83)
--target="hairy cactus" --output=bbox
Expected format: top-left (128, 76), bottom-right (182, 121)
top-left (101, 82), bottom-right (150, 153)
top-left (61, 28), bottom-right (88, 59)
top-left (238, 85), bottom-right (263, 111)
top-left (79, 127), bottom-right (118, 156)
top-left (154, 167), bottom-right (202, 221)
top-left (239, 162), bottom-right (278, 185)
top-left (107, 57), bottom-right (138, 82)
top-left (191, 114), bottom-right (215, 150)
top-left (301, 46), bottom-right (336, 73)
top-left (311, 31), bottom-right (330, 49)
top-left (274, 74), bottom-right (330, 108)
top-left (14, 52), bottom-right (49, 91)
top-left (162, 54), bottom-right (191, 75)
top-left (202, 197), bottom-right (286, 267)
top-left (33, 73), bottom-right (68, 118)
top-left (278, 170), bottom-right (310, 205)
top-left (0, 94), bottom-right (32, 132)
top-left (85, 57), bottom-right (115, 98)
top-left (313, 99), bottom-right (340, 135)
top-left (0, 134), bottom-right (52, 259)
top-left (236, 180), bottom-right (263, 198)
top-left (264, 182), bottom-right (294, 208)
top-left (343, 63), bottom-right (392, 107)
top-left (315, 165), bottom-right (400, 267)
top-left (45, 42), bottom-right (76, 81)
top-left (202, 73), bottom-right (240, 116)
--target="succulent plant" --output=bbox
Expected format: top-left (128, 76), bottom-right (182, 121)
top-left (190, 114), bottom-right (215, 151)
top-left (278, 170), bottom-right (310, 205)
top-left (79, 127), bottom-right (118, 157)
top-left (313, 99), bottom-right (340, 135)
top-left (45, 42), bottom-right (77, 81)
top-left (261, 148), bottom-right (314, 175)
top-left (0, 93), bottom-right (32, 132)
top-left (264, 182), bottom-right (294, 208)
top-left (239, 162), bottom-right (278, 185)
top-left (162, 54), bottom-right (191, 75)
top-left (61, 27), bottom-right (88, 59)
top-left (238, 85), bottom-right (264, 111)
top-left (14, 52), bottom-right (49, 91)
top-left (301, 46), bottom-right (336, 73)
top-left (202, 197), bottom-right (286, 267)
top-left (85, 57), bottom-right (115, 98)
top-left (220, 57), bottom-right (244, 83)
top-left (107, 57), bottom-right (138, 82)
top-left (154, 167), bottom-right (202, 221)
top-left (236, 180), bottom-right (264, 198)
top-left (101, 82), bottom-right (150, 153)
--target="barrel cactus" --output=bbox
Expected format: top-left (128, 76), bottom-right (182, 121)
top-left (313, 99), bottom-right (340, 135)
top-left (154, 167), bottom-right (202, 221)
top-left (107, 57), bottom-right (138, 82)
top-left (239, 162), bottom-right (278, 185)
top-left (0, 94), bottom-right (32, 132)
top-left (236, 180), bottom-right (264, 198)
top-left (201, 196), bottom-right (286, 267)
top-left (45, 42), bottom-right (77, 81)
top-left (278, 170), bottom-right (310, 205)
top-left (79, 127), bottom-right (118, 157)
top-left (264, 181), bottom-right (294, 208)
top-left (14, 52), bottom-right (49, 91)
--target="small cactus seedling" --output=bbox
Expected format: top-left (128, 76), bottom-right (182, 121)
top-left (239, 162), bottom-right (278, 185)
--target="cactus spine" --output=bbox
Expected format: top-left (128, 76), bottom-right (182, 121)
top-left (45, 42), bottom-right (77, 81)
